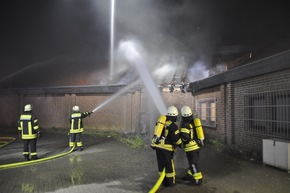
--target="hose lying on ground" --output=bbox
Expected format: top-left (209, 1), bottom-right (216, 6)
top-left (0, 137), bottom-right (16, 148)
top-left (148, 168), bottom-right (165, 193)
top-left (0, 145), bottom-right (75, 170)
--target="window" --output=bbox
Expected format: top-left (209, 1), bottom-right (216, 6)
top-left (196, 98), bottom-right (217, 128)
top-left (244, 94), bottom-right (267, 133)
top-left (244, 90), bottom-right (290, 139)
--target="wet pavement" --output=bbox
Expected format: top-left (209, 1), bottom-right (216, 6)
top-left (0, 132), bottom-right (290, 193)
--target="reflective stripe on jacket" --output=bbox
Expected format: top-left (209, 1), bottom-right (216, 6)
top-left (151, 120), bottom-right (182, 151)
top-left (18, 112), bottom-right (39, 139)
top-left (70, 112), bottom-right (90, 133)
top-left (180, 122), bottom-right (200, 152)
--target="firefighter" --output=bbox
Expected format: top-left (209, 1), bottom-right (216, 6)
top-left (69, 106), bottom-right (91, 151)
top-left (180, 105), bottom-right (204, 185)
top-left (151, 106), bottom-right (182, 187)
top-left (18, 104), bottom-right (40, 161)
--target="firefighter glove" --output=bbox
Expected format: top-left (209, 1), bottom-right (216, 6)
top-left (198, 139), bottom-right (204, 147)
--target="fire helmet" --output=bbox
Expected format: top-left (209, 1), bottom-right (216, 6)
top-left (72, 106), bottom-right (80, 112)
top-left (24, 104), bottom-right (32, 111)
top-left (181, 106), bottom-right (192, 117)
top-left (166, 106), bottom-right (178, 116)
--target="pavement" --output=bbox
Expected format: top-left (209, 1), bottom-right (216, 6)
top-left (0, 132), bottom-right (290, 193)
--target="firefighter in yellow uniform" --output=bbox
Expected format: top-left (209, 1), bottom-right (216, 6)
top-left (18, 104), bottom-right (40, 161)
top-left (69, 106), bottom-right (91, 151)
top-left (151, 106), bottom-right (182, 187)
top-left (180, 106), bottom-right (204, 185)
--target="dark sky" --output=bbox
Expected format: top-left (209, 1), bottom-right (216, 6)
top-left (0, 0), bottom-right (289, 87)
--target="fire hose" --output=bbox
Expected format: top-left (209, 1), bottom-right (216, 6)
top-left (0, 137), bottom-right (16, 148)
top-left (148, 168), bottom-right (165, 193)
top-left (0, 145), bottom-right (75, 170)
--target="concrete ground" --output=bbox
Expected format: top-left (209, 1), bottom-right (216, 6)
top-left (0, 132), bottom-right (290, 193)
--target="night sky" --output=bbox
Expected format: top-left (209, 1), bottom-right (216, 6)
top-left (1, 0), bottom-right (289, 87)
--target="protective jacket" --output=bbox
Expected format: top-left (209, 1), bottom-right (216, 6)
top-left (70, 112), bottom-right (90, 133)
top-left (18, 111), bottom-right (39, 140)
top-left (151, 119), bottom-right (182, 151)
top-left (180, 121), bottom-right (200, 152)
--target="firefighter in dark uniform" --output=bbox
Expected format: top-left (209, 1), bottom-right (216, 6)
top-left (69, 106), bottom-right (91, 151)
top-left (180, 106), bottom-right (205, 185)
top-left (151, 106), bottom-right (182, 187)
top-left (18, 104), bottom-right (40, 161)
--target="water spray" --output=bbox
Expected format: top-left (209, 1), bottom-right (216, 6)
top-left (119, 40), bottom-right (167, 115)
top-left (0, 56), bottom-right (61, 83)
top-left (110, 0), bottom-right (115, 81)
top-left (91, 80), bottom-right (141, 113)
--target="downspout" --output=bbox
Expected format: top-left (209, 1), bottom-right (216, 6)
top-left (224, 83), bottom-right (228, 145)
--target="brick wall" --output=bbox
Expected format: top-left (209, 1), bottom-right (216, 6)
top-left (0, 94), bottom-right (19, 132)
top-left (234, 68), bottom-right (290, 152)
top-left (192, 68), bottom-right (290, 154)
top-left (3, 67), bottom-right (288, 154)
top-left (193, 86), bottom-right (224, 142)
top-left (0, 89), bottom-right (193, 143)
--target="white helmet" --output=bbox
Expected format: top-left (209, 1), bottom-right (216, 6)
top-left (181, 106), bottom-right (192, 117)
top-left (166, 106), bottom-right (178, 116)
top-left (24, 104), bottom-right (32, 111)
top-left (72, 106), bottom-right (80, 112)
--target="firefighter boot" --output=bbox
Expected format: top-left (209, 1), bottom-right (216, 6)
top-left (31, 155), bottom-right (38, 160)
top-left (192, 178), bottom-right (202, 186)
top-left (182, 173), bottom-right (194, 181)
top-left (193, 172), bottom-right (203, 186)
top-left (182, 170), bottom-right (194, 181)
top-left (24, 154), bottom-right (29, 161)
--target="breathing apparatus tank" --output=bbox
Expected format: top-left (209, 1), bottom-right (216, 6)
top-left (181, 106), bottom-right (205, 144)
top-left (151, 106), bottom-right (178, 147)
top-left (193, 116), bottom-right (205, 143)
top-left (152, 115), bottom-right (167, 144)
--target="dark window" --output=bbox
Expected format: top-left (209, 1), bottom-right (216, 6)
top-left (244, 90), bottom-right (290, 139)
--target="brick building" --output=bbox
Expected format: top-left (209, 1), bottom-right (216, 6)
top-left (0, 84), bottom-right (193, 140)
top-left (190, 50), bottom-right (290, 154)
top-left (0, 50), bottom-right (289, 156)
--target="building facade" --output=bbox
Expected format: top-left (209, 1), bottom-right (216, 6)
top-left (1, 50), bottom-right (289, 155)
top-left (190, 50), bottom-right (290, 153)
top-left (0, 84), bottom-right (193, 142)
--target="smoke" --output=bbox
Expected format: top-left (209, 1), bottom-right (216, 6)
top-left (187, 60), bottom-right (210, 82)
top-left (87, 0), bottom-right (219, 85)
top-left (209, 64), bottom-right (227, 76)
top-left (117, 39), bottom-right (167, 114)
top-left (187, 60), bottom-right (230, 82)
top-left (152, 64), bottom-right (176, 81)
top-left (109, 0), bottom-right (220, 85)
top-left (1, 0), bottom-right (224, 88)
